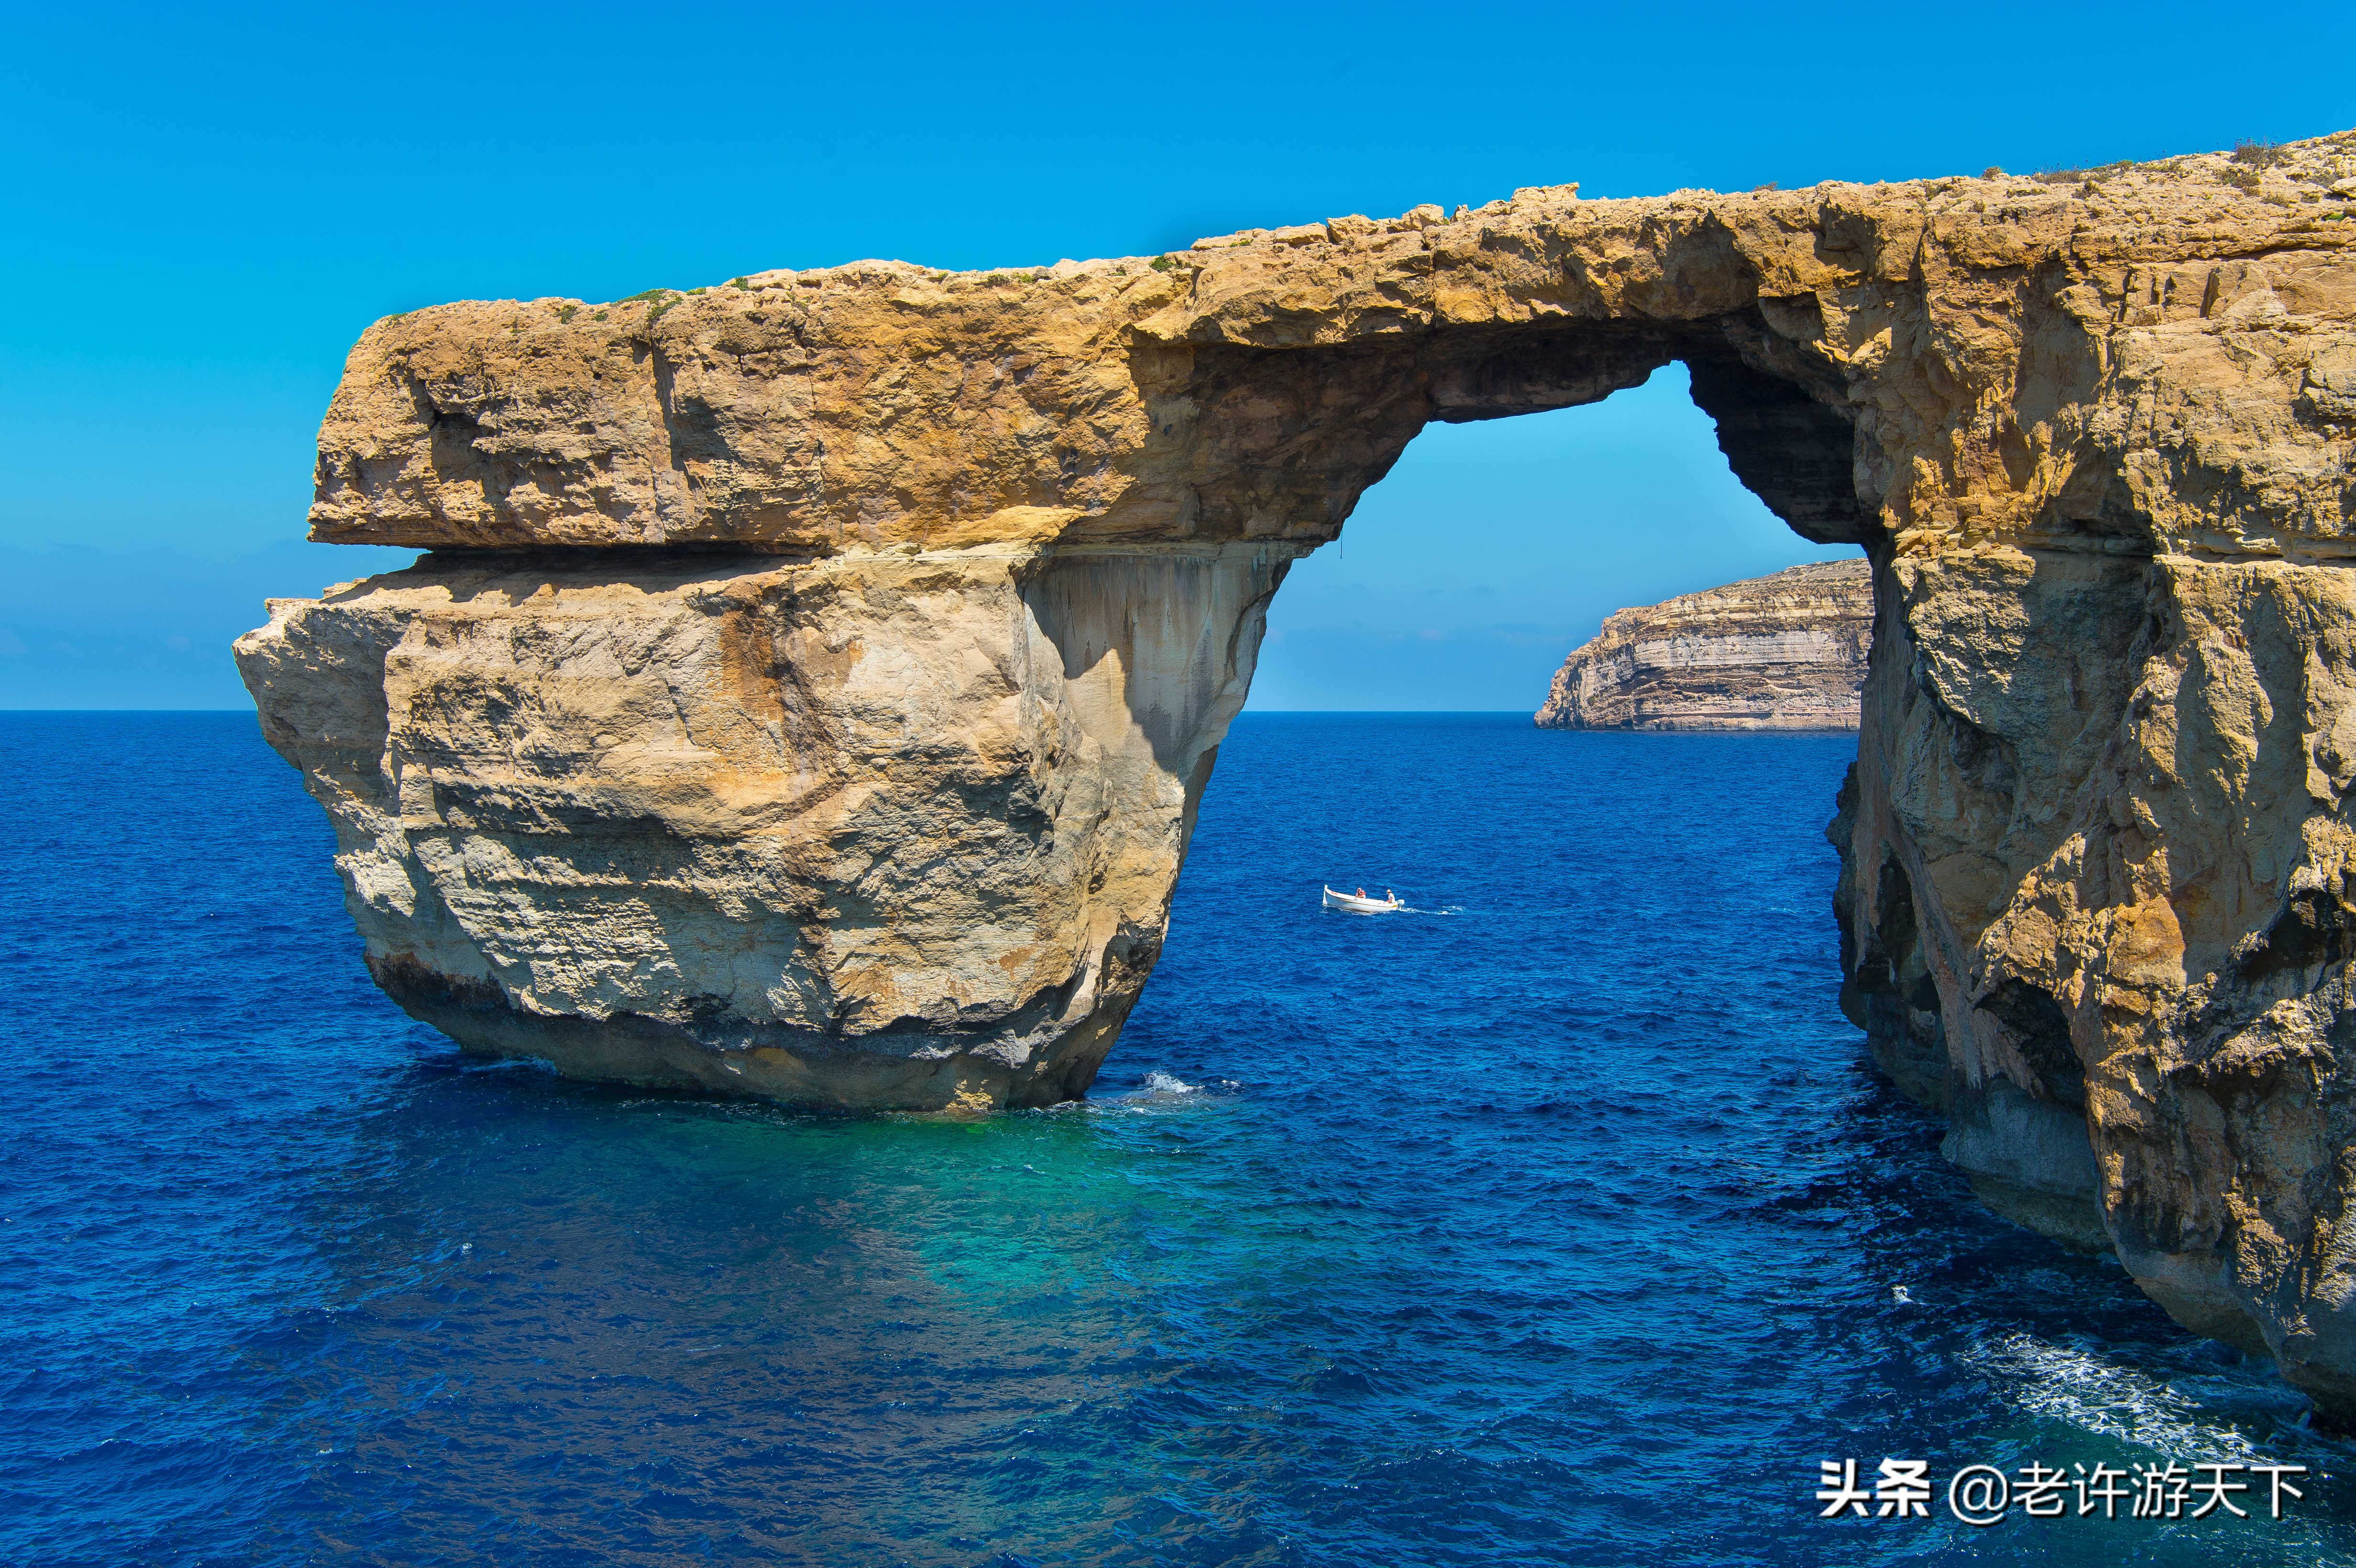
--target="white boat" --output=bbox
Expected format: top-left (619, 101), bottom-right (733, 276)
top-left (1322, 885), bottom-right (1403, 913)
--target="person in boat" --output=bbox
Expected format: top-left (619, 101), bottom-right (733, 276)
top-left (1356, 887), bottom-right (1367, 898)
top-left (1385, 888), bottom-right (1396, 904)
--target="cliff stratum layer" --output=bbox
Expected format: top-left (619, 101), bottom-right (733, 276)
top-left (240, 134), bottom-right (2356, 1416)
top-left (1536, 559), bottom-right (1871, 729)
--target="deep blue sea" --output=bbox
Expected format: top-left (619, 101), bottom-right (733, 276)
top-left (4, 711), bottom-right (2351, 1566)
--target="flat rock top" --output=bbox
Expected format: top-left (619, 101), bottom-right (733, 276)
top-left (306, 133), bottom-right (2356, 559)
top-left (1626, 558), bottom-right (1871, 617)
top-left (1566, 558), bottom-right (1873, 648)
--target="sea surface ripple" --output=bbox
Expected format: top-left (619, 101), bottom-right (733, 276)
top-left (1, 711), bottom-right (2349, 1565)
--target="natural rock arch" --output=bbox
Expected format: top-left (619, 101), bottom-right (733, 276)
top-left (241, 136), bottom-right (2356, 1416)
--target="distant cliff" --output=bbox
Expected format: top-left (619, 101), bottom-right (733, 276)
top-left (1534, 559), bottom-right (1871, 730)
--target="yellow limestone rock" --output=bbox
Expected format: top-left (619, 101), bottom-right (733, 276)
top-left (241, 132), bottom-right (2356, 1417)
top-left (236, 543), bottom-right (1283, 1109)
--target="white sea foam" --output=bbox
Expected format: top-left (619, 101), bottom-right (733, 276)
top-left (1963, 1330), bottom-right (2269, 1459)
top-left (1061, 1068), bottom-right (1222, 1115)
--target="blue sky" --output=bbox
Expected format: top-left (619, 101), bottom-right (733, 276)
top-left (3, 3), bottom-right (2350, 709)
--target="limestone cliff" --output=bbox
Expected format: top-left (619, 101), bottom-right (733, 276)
top-left (240, 132), bottom-right (2356, 1418)
top-left (239, 544), bottom-right (1277, 1107)
top-left (1535, 559), bottom-right (1870, 730)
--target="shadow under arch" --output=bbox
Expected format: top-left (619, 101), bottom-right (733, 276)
top-left (1106, 323), bottom-right (1874, 553)
top-left (1017, 323), bottom-right (1878, 791)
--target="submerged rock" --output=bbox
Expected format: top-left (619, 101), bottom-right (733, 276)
top-left (1535, 559), bottom-right (1871, 730)
top-left (240, 132), bottom-right (2356, 1419)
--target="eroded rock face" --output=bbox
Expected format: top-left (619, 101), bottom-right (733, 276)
top-left (1535, 559), bottom-right (1870, 730)
top-left (237, 543), bottom-right (1287, 1108)
top-left (242, 132), bottom-right (2356, 1414)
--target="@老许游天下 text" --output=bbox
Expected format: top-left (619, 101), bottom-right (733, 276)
top-left (1814, 1458), bottom-right (2308, 1526)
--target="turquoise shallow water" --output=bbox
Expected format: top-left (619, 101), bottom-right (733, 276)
top-left (2, 710), bottom-right (2351, 1566)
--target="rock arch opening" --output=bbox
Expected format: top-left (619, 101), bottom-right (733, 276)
top-left (1243, 360), bottom-right (1864, 713)
top-left (1112, 320), bottom-right (1870, 555)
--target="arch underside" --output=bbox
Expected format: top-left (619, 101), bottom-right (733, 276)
top-left (1128, 321), bottom-right (1870, 554)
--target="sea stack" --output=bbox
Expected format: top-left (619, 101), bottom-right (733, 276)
top-left (236, 132), bottom-right (2356, 1421)
top-left (1535, 559), bottom-right (1871, 730)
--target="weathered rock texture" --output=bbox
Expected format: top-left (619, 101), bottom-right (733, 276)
top-left (238, 544), bottom-right (1278, 1108)
top-left (1535, 558), bottom-right (1870, 729)
top-left (241, 132), bottom-right (2356, 1416)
